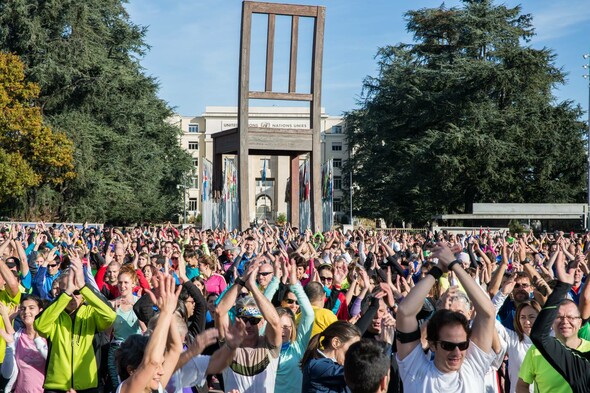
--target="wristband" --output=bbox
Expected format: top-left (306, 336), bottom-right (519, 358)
top-left (396, 328), bottom-right (421, 344)
top-left (427, 266), bottom-right (443, 280)
top-left (522, 258), bottom-right (531, 265)
top-left (235, 278), bottom-right (247, 287)
top-left (448, 260), bottom-right (462, 271)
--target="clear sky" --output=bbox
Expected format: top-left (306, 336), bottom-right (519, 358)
top-left (125, 0), bottom-right (590, 119)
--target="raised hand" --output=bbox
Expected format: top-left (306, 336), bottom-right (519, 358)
top-left (556, 250), bottom-right (576, 285)
top-left (431, 242), bottom-right (455, 272)
top-left (189, 328), bottom-right (219, 356)
top-left (225, 318), bottom-right (247, 349)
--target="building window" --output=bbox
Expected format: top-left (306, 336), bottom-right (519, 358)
top-left (333, 158), bottom-right (342, 168)
top-left (333, 198), bottom-right (342, 212)
top-left (188, 123), bottom-right (199, 133)
top-left (332, 125), bottom-right (343, 134)
top-left (334, 176), bottom-right (342, 190)
top-left (188, 198), bottom-right (198, 211)
top-left (332, 142), bottom-right (342, 151)
top-left (193, 159), bottom-right (198, 168)
top-left (188, 141), bottom-right (199, 150)
top-left (190, 176), bottom-right (199, 188)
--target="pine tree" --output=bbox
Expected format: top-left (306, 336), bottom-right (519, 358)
top-left (345, 0), bottom-right (586, 225)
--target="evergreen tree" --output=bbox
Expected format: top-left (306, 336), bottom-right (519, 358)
top-left (0, 0), bottom-right (192, 223)
top-left (345, 0), bottom-right (586, 225)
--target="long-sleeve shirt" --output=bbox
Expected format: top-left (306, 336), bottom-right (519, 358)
top-left (275, 282), bottom-right (314, 393)
top-left (32, 267), bottom-right (61, 300)
top-left (529, 281), bottom-right (590, 393)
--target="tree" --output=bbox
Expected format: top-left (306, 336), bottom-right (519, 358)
top-left (345, 0), bottom-right (587, 225)
top-left (0, 0), bottom-right (192, 223)
top-left (0, 52), bottom-right (75, 208)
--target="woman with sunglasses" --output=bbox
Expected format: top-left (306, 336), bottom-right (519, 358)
top-left (268, 258), bottom-right (314, 393)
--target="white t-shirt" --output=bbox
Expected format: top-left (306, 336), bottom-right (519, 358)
top-left (168, 355), bottom-right (210, 392)
top-left (397, 340), bottom-right (495, 393)
top-left (495, 321), bottom-right (533, 393)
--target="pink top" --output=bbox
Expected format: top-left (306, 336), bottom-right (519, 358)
top-left (15, 332), bottom-right (46, 393)
top-left (205, 273), bottom-right (227, 295)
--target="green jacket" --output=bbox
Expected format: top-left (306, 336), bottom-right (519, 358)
top-left (34, 286), bottom-right (116, 391)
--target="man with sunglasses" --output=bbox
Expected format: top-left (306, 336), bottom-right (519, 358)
top-left (216, 259), bottom-right (281, 392)
top-left (396, 243), bottom-right (496, 393)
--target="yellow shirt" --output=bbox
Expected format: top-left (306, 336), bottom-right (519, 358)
top-left (519, 339), bottom-right (590, 393)
top-left (310, 305), bottom-right (337, 339)
top-left (0, 289), bottom-right (21, 363)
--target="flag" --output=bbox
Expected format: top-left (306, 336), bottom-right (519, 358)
top-left (262, 158), bottom-right (267, 182)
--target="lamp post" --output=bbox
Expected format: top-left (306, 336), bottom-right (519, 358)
top-left (584, 53), bottom-right (590, 229)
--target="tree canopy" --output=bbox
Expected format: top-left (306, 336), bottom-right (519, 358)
top-left (0, 52), bottom-right (75, 206)
top-left (0, 0), bottom-right (192, 223)
top-left (344, 0), bottom-right (587, 225)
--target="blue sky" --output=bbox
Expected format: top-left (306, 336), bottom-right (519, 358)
top-left (125, 0), bottom-right (590, 119)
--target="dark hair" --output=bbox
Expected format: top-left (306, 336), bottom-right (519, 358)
top-left (300, 321), bottom-right (360, 369)
top-left (184, 247), bottom-right (199, 260)
top-left (344, 340), bottom-right (390, 393)
top-left (514, 300), bottom-right (541, 341)
top-left (426, 309), bottom-right (471, 342)
top-left (304, 282), bottom-right (325, 303)
top-left (21, 294), bottom-right (46, 310)
top-left (116, 334), bottom-right (149, 381)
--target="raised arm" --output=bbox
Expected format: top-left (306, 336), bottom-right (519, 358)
top-left (396, 261), bottom-right (439, 359)
top-left (245, 260), bottom-right (282, 349)
top-left (119, 274), bottom-right (180, 393)
top-left (436, 243), bottom-right (495, 353)
top-left (530, 252), bottom-right (590, 388)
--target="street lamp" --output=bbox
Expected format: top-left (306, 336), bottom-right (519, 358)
top-left (584, 53), bottom-right (590, 229)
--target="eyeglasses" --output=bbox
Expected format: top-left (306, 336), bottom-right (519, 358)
top-left (239, 316), bottom-right (262, 325)
top-left (284, 299), bottom-right (298, 305)
top-left (437, 340), bottom-right (470, 351)
top-left (257, 272), bottom-right (273, 277)
top-left (319, 276), bottom-right (333, 283)
top-left (514, 283), bottom-right (530, 289)
top-left (556, 315), bottom-right (582, 323)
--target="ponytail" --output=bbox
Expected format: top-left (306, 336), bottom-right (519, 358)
top-left (300, 321), bottom-right (361, 370)
top-left (300, 332), bottom-right (324, 370)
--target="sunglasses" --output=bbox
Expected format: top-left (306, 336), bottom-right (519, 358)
top-left (319, 276), bottom-right (333, 282)
top-left (48, 264), bottom-right (58, 268)
top-left (257, 272), bottom-right (273, 277)
top-left (284, 299), bottom-right (298, 305)
top-left (239, 316), bottom-right (262, 325)
top-left (514, 283), bottom-right (530, 289)
top-left (437, 340), bottom-right (469, 351)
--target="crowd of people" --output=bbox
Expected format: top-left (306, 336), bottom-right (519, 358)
top-left (0, 221), bottom-right (588, 392)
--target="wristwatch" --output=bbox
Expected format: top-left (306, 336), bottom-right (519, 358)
top-left (235, 277), bottom-right (247, 287)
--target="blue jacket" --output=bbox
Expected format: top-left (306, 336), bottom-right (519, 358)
top-left (302, 356), bottom-right (350, 393)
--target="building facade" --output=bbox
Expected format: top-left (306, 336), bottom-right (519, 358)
top-left (170, 106), bottom-right (348, 224)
